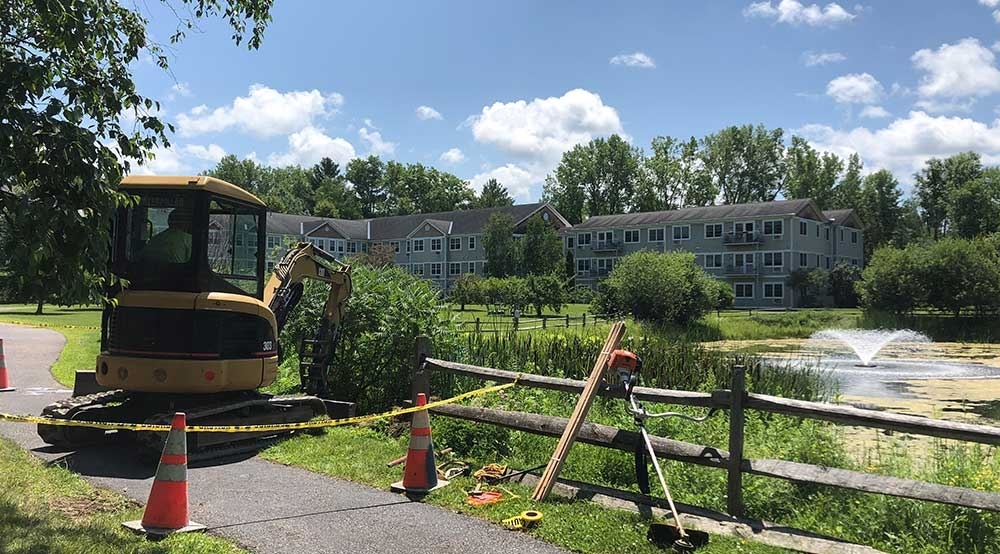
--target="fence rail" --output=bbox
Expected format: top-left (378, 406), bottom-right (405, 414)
top-left (417, 353), bottom-right (1000, 519)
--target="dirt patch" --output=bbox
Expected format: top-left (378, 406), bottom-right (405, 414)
top-left (49, 488), bottom-right (138, 522)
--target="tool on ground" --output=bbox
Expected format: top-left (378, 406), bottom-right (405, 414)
top-left (532, 322), bottom-right (627, 501)
top-left (611, 349), bottom-right (711, 553)
top-left (502, 510), bottom-right (543, 531)
top-left (391, 393), bottom-right (448, 495)
top-left (492, 463), bottom-right (547, 484)
top-left (388, 447), bottom-right (453, 467)
top-left (0, 339), bottom-right (14, 392)
top-left (466, 490), bottom-right (504, 506)
top-left (123, 412), bottom-right (205, 537)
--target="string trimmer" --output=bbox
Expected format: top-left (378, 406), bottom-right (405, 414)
top-left (609, 349), bottom-right (712, 553)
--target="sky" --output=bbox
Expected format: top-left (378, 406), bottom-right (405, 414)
top-left (130, 1), bottom-right (1000, 201)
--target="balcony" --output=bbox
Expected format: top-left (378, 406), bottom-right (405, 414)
top-left (723, 231), bottom-right (762, 245)
top-left (724, 264), bottom-right (759, 276)
top-left (591, 240), bottom-right (622, 252)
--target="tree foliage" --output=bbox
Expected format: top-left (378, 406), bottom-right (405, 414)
top-left (476, 178), bottom-right (514, 208)
top-left (520, 214), bottom-right (563, 276)
top-left (829, 262), bottom-right (862, 308)
top-left (948, 167), bottom-right (1000, 239)
top-left (482, 213), bottom-right (517, 277)
top-left (0, 0), bottom-right (274, 311)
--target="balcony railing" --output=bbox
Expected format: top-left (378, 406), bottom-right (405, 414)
top-left (723, 231), bottom-right (762, 245)
top-left (591, 240), bottom-right (622, 252)
top-left (724, 264), bottom-right (759, 275)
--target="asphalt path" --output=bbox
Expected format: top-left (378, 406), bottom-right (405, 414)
top-left (0, 324), bottom-right (564, 554)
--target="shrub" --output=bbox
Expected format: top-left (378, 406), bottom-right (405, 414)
top-left (280, 264), bottom-right (458, 413)
top-left (449, 273), bottom-right (483, 310)
top-left (788, 268), bottom-right (829, 308)
top-left (526, 272), bottom-right (567, 316)
top-left (590, 250), bottom-right (717, 324)
top-left (829, 262), bottom-right (861, 308)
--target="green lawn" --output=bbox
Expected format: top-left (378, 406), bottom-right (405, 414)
top-left (0, 305), bottom-right (103, 386)
top-left (0, 436), bottom-right (245, 554)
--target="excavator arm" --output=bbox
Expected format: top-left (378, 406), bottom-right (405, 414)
top-left (263, 243), bottom-right (352, 397)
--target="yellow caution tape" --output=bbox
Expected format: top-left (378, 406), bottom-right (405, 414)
top-left (0, 320), bottom-right (101, 331)
top-left (0, 377), bottom-right (519, 433)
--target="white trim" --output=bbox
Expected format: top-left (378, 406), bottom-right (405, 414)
top-left (763, 282), bottom-right (784, 299)
top-left (762, 219), bottom-right (783, 237)
top-left (734, 282), bottom-right (754, 299)
top-left (704, 222), bottom-right (723, 239)
top-left (671, 224), bottom-right (691, 241)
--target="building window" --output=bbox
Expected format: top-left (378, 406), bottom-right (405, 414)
top-left (816, 254), bottom-right (821, 266)
top-left (596, 258), bottom-right (614, 275)
top-left (235, 233), bottom-right (243, 247)
top-left (705, 223), bottom-right (723, 239)
top-left (800, 253), bottom-right (808, 267)
top-left (413, 239), bottom-right (424, 252)
top-left (735, 283), bottom-right (754, 298)
top-left (247, 233), bottom-right (257, 247)
top-left (816, 224), bottom-right (820, 238)
top-left (763, 220), bottom-right (783, 236)
top-left (764, 283), bottom-right (784, 299)
top-left (597, 231), bottom-right (614, 243)
top-left (623, 229), bottom-right (640, 243)
top-left (414, 264), bottom-right (425, 276)
top-left (825, 256), bottom-right (830, 269)
top-left (335, 239), bottom-right (345, 253)
top-left (430, 263), bottom-right (442, 276)
top-left (389, 241), bottom-right (400, 253)
top-left (763, 252), bottom-right (783, 268)
top-left (468, 261), bottom-right (476, 274)
top-left (347, 241), bottom-right (357, 254)
top-left (431, 238), bottom-right (442, 252)
top-left (852, 258), bottom-right (859, 266)
top-left (578, 233), bottom-right (592, 247)
top-left (577, 258), bottom-right (591, 275)
top-left (648, 228), bottom-right (665, 242)
top-left (449, 262), bottom-right (461, 275)
top-left (734, 253), bottom-right (753, 268)
top-left (825, 228), bottom-right (830, 240)
top-left (840, 229), bottom-right (844, 241)
top-left (734, 221), bottom-right (754, 234)
top-left (450, 237), bottom-right (461, 251)
top-left (468, 236), bottom-right (476, 250)
top-left (567, 236), bottom-right (575, 249)
top-left (799, 221), bottom-right (808, 235)
top-left (672, 225), bottom-right (690, 241)
top-left (704, 254), bottom-right (722, 268)
top-left (851, 231), bottom-right (858, 244)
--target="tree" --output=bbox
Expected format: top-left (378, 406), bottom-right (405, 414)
top-left (892, 198), bottom-right (927, 249)
top-left (915, 152), bottom-right (983, 238)
top-left (476, 178), bottom-right (514, 208)
top-left (520, 215), bottom-right (563, 275)
top-left (831, 153), bottom-right (863, 209)
top-left (591, 251), bottom-right (718, 324)
top-left (787, 268), bottom-right (829, 308)
top-left (526, 273), bottom-right (567, 317)
top-left (948, 168), bottom-right (1000, 239)
top-left (701, 124), bottom-right (785, 205)
top-left (482, 213), bottom-right (517, 277)
top-left (346, 156), bottom-right (387, 218)
top-left (857, 246), bottom-right (927, 315)
top-left (635, 136), bottom-right (685, 212)
top-left (1, 0), bottom-right (273, 312)
top-left (829, 262), bottom-right (862, 308)
top-left (449, 274), bottom-right (484, 310)
top-left (543, 134), bottom-right (640, 222)
top-left (206, 155), bottom-right (268, 195)
top-left (857, 169), bottom-right (903, 260)
top-left (784, 136), bottom-right (842, 209)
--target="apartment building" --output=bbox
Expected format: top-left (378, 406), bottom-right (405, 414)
top-left (264, 203), bottom-right (570, 292)
top-left (568, 199), bottom-right (864, 308)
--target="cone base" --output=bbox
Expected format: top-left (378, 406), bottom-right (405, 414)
top-left (122, 519), bottom-right (206, 537)
top-left (0, 387), bottom-right (14, 392)
top-left (390, 478), bottom-right (449, 495)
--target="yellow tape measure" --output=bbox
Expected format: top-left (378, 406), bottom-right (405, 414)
top-left (502, 510), bottom-right (543, 530)
top-left (0, 378), bottom-right (518, 433)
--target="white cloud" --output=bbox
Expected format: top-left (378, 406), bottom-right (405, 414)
top-left (177, 84), bottom-right (343, 137)
top-left (470, 164), bottom-right (538, 201)
top-left (439, 148), bottom-right (465, 165)
top-left (796, 111), bottom-right (1000, 188)
top-left (268, 126), bottom-right (356, 167)
top-left (911, 38), bottom-right (1000, 106)
top-left (802, 51), bottom-right (846, 67)
top-left (469, 88), bottom-right (624, 166)
top-left (416, 105), bottom-right (443, 120)
top-left (359, 127), bottom-right (396, 156)
top-left (859, 105), bottom-right (890, 119)
top-left (609, 52), bottom-right (656, 68)
top-left (826, 73), bottom-right (884, 104)
top-left (180, 143), bottom-right (226, 163)
top-left (168, 82), bottom-right (192, 101)
top-left (982, 0), bottom-right (1000, 7)
top-left (131, 146), bottom-right (189, 175)
top-left (363, 118), bottom-right (380, 130)
top-left (744, 1), bottom-right (856, 26)
top-left (914, 98), bottom-right (977, 114)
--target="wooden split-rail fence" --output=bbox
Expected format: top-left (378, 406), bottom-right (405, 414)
top-left (410, 336), bottom-right (1000, 553)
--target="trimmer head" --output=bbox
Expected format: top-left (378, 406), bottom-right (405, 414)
top-left (647, 522), bottom-right (710, 552)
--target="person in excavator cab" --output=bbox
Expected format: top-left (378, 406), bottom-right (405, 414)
top-left (138, 207), bottom-right (193, 264)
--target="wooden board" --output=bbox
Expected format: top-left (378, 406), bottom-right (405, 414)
top-left (530, 321), bottom-right (626, 501)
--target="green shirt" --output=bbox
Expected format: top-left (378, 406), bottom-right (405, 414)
top-left (140, 228), bottom-right (192, 264)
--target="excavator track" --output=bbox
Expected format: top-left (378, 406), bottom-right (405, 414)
top-left (37, 391), bottom-right (328, 462)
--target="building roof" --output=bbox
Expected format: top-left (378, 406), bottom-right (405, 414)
top-left (265, 203), bottom-right (550, 240)
top-left (572, 199), bottom-right (856, 229)
top-left (823, 209), bottom-right (862, 228)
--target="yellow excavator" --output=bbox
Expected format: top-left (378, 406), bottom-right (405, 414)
top-left (37, 176), bottom-right (352, 459)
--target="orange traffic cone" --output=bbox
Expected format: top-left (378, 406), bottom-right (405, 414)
top-left (391, 393), bottom-right (448, 495)
top-left (123, 413), bottom-right (205, 536)
top-left (0, 339), bottom-right (14, 392)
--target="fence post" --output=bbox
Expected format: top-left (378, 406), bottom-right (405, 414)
top-left (727, 365), bottom-right (746, 519)
top-left (582, 312), bottom-right (587, 327)
top-left (412, 336), bottom-right (432, 402)
top-left (542, 317), bottom-right (547, 329)
top-left (475, 317), bottom-right (481, 333)
top-left (565, 314), bottom-right (570, 328)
